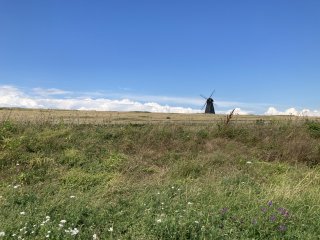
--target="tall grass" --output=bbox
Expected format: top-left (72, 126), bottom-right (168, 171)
top-left (0, 117), bottom-right (320, 239)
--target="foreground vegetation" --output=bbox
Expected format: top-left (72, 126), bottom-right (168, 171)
top-left (1, 113), bottom-right (320, 239)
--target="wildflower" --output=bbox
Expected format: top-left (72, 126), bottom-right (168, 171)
top-left (187, 202), bottom-right (193, 205)
top-left (20, 212), bottom-right (26, 215)
top-left (46, 235), bottom-right (50, 238)
top-left (93, 233), bottom-right (98, 240)
top-left (70, 195), bottom-right (76, 199)
top-left (12, 234), bottom-right (16, 237)
top-left (46, 216), bottom-right (50, 220)
top-left (279, 225), bottom-right (287, 232)
top-left (269, 215), bottom-right (276, 222)
top-left (13, 185), bottom-right (21, 189)
top-left (278, 208), bottom-right (289, 217)
top-left (70, 228), bottom-right (79, 236)
top-left (0, 232), bottom-right (5, 237)
top-left (246, 161), bottom-right (252, 164)
top-left (261, 207), bottom-right (267, 213)
top-left (171, 186), bottom-right (175, 189)
top-left (60, 220), bottom-right (67, 224)
top-left (108, 227), bottom-right (113, 232)
top-left (156, 219), bottom-right (162, 223)
top-left (267, 201), bottom-right (273, 207)
top-left (59, 224), bottom-right (64, 228)
top-left (194, 221), bottom-right (199, 224)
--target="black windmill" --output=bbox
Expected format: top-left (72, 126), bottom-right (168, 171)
top-left (201, 90), bottom-right (216, 114)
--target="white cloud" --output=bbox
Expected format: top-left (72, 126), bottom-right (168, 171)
top-left (216, 108), bottom-right (251, 115)
top-left (32, 88), bottom-right (72, 97)
top-left (265, 107), bottom-right (320, 116)
top-left (0, 85), bottom-right (200, 113)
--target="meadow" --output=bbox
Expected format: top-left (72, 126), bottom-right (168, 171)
top-left (0, 108), bottom-right (320, 239)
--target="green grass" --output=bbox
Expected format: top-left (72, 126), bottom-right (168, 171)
top-left (0, 119), bottom-right (320, 239)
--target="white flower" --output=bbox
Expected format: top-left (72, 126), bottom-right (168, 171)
top-left (93, 233), bottom-right (98, 240)
top-left (195, 221), bottom-right (199, 224)
top-left (13, 185), bottom-right (21, 189)
top-left (108, 227), bottom-right (113, 232)
top-left (46, 216), bottom-right (50, 220)
top-left (60, 220), bottom-right (67, 224)
top-left (47, 231), bottom-right (51, 234)
top-left (70, 195), bottom-right (76, 198)
top-left (70, 228), bottom-right (79, 236)
top-left (246, 161), bottom-right (252, 164)
top-left (20, 212), bottom-right (26, 215)
top-left (46, 235), bottom-right (50, 238)
top-left (0, 232), bottom-right (5, 237)
top-left (58, 224), bottom-right (64, 228)
top-left (156, 219), bottom-right (162, 223)
top-left (187, 202), bottom-right (193, 205)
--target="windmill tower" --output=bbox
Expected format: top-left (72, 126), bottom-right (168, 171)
top-left (201, 90), bottom-right (216, 114)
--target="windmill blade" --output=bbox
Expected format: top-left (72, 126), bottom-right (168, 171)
top-left (200, 94), bottom-right (207, 99)
top-left (201, 102), bottom-right (207, 110)
top-left (209, 90), bottom-right (215, 98)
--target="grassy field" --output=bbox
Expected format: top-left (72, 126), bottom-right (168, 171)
top-left (0, 108), bottom-right (320, 239)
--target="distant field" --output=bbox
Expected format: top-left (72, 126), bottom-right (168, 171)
top-left (0, 108), bottom-right (320, 239)
top-left (0, 108), bottom-right (318, 125)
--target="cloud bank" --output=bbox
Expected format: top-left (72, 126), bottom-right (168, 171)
top-left (0, 85), bottom-right (319, 116)
top-left (0, 85), bottom-right (199, 113)
top-left (265, 107), bottom-right (320, 117)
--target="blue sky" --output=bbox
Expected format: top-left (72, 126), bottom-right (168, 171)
top-left (1, 0), bottom-right (320, 114)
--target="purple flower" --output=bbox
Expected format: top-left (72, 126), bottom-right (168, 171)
top-left (261, 207), bottom-right (267, 213)
top-left (267, 200), bottom-right (273, 207)
top-left (279, 225), bottom-right (287, 232)
top-left (278, 208), bottom-right (289, 218)
top-left (269, 215), bottom-right (276, 222)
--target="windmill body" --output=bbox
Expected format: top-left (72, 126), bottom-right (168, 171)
top-left (205, 98), bottom-right (215, 114)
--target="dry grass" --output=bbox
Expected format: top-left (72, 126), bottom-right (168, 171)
top-left (1, 108), bottom-right (319, 125)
